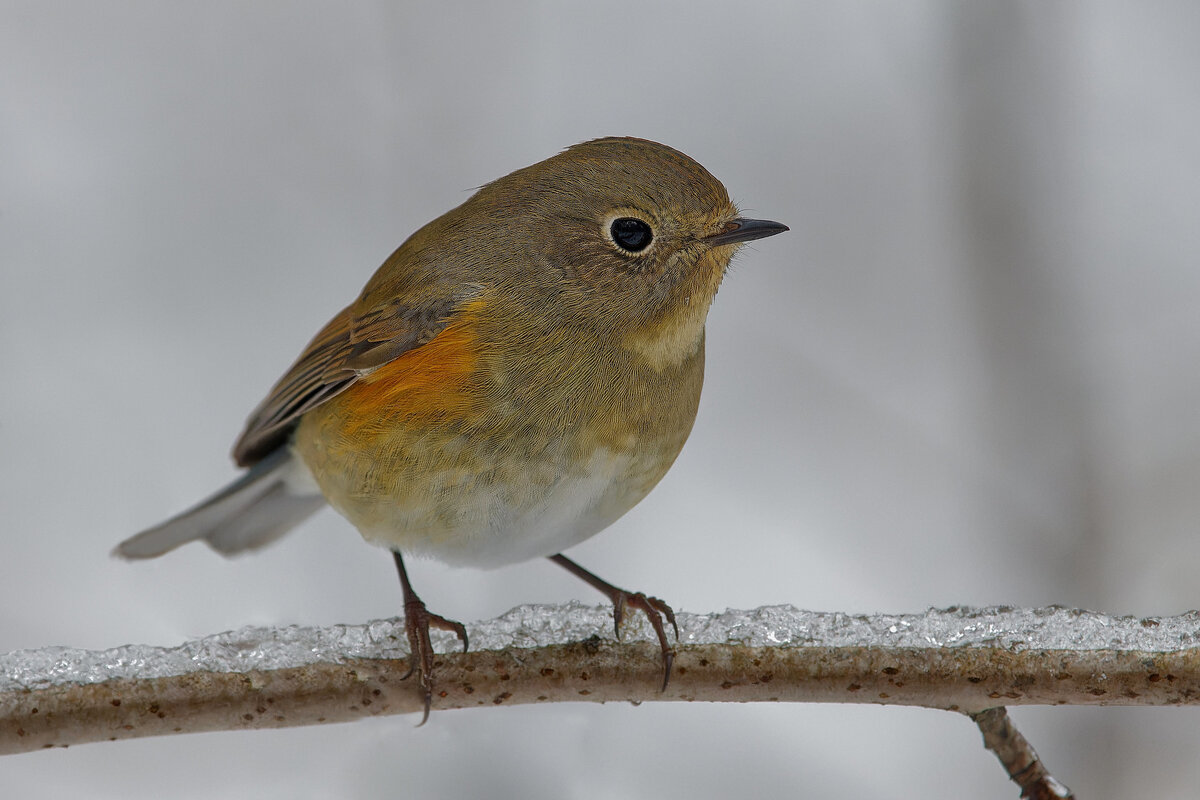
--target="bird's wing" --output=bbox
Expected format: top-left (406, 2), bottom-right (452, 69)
top-left (231, 288), bottom-right (472, 467)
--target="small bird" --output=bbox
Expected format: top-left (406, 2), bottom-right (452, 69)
top-left (116, 137), bottom-right (787, 721)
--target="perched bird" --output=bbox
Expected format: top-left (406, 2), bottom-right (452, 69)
top-left (116, 137), bottom-right (788, 721)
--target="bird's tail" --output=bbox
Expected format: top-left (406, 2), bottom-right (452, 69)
top-left (115, 448), bottom-right (326, 559)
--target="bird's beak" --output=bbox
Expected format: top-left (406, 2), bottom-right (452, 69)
top-left (704, 217), bottom-right (790, 246)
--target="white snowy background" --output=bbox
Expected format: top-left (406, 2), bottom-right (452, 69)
top-left (4, 3), bottom-right (1200, 798)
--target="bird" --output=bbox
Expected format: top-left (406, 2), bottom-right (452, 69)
top-left (116, 136), bottom-right (788, 722)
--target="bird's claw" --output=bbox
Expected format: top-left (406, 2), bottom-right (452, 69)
top-left (400, 597), bottom-right (468, 725)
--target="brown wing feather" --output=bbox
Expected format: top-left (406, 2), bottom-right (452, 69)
top-left (232, 294), bottom-right (468, 467)
top-left (232, 306), bottom-right (358, 466)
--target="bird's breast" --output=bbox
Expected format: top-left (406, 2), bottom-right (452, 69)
top-left (293, 312), bottom-right (705, 568)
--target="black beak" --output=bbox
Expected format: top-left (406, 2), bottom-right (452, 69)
top-left (705, 217), bottom-right (790, 246)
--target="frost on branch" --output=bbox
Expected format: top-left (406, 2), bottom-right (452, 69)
top-left (3, 603), bottom-right (1199, 758)
top-left (5, 603), bottom-right (1192, 694)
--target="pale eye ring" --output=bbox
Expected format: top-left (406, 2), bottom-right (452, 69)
top-left (609, 217), bottom-right (654, 253)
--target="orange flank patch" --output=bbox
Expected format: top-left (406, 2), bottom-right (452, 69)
top-left (332, 299), bottom-right (488, 437)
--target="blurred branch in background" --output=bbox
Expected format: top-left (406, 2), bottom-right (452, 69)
top-left (5, 603), bottom-right (1200, 796)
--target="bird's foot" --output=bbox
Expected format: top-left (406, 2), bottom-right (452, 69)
top-left (610, 588), bottom-right (678, 691)
top-left (393, 550), bottom-right (468, 725)
top-left (548, 554), bottom-right (679, 691)
top-left (399, 596), bottom-right (469, 725)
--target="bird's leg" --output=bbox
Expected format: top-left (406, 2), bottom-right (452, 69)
top-left (392, 550), bottom-right (468, 725)
top-left (548, 553), bottom-right (678, 691)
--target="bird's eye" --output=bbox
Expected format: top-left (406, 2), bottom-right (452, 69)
top-left (609, 217), bottom-right (654, 253)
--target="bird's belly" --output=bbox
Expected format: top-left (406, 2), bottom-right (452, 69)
top-left (376, 446), bottom-right (654, 567)
top-left (292, 328), bottom-right (703, 569)
top-left (294, 426), bottom-right (682, 569)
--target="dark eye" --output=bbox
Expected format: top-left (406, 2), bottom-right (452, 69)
top-left (610, 217), bottom-right (654, 252)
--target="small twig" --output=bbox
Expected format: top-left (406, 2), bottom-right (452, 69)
top-left (971, 707), bottom-right (1074, 799)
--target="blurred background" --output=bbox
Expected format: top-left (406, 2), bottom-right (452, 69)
top-left (4, 2), bottom-right (1200, 797)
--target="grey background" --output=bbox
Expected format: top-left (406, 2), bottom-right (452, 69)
top-left (4, 2), bottom-right (1200, 797)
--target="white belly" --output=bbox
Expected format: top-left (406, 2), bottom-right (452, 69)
top-left (310, 446), bottom-right (655, 569)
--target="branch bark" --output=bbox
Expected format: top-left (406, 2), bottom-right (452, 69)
top-left (3, 604), bottom-right (1198, 757)
top-left (971, 707), bottom-right (1074, 799)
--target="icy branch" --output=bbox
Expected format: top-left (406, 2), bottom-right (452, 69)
top-left (3, 603), bottom-right (1199, 757)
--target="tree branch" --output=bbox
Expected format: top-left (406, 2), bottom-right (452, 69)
top-left (3, 603), bottom-right (1197, 761)
top-left (971, 707), bottom-right (1074, 799)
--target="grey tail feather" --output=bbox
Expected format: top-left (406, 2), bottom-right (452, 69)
top-left (115, 448), bottom-right (326, 559)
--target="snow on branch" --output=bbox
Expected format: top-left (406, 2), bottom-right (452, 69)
top-left (3, 603), bottom-right (1199, 757)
